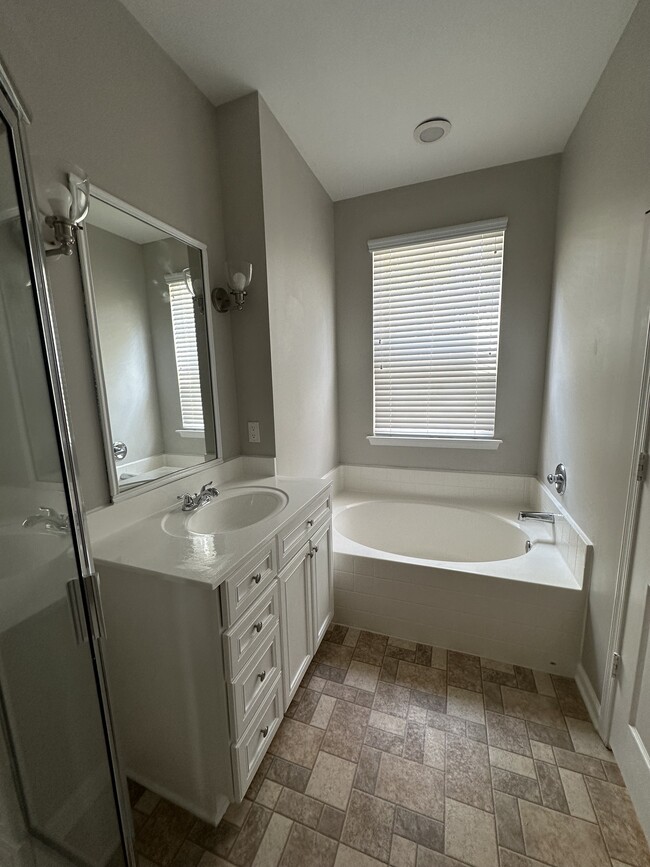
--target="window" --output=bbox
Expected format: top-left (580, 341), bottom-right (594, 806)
top-left (168, 271), bottom-right (205, 432)
top-left (369, 218), bottom-right (506, 445)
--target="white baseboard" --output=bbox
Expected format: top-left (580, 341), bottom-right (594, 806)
top-left (575, 662), bottom-right (603, 734)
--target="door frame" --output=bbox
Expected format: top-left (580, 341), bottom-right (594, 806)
top-left (0, 55), bottom-right (136, 865)
top-left (601, 209), bottom-right (650, 744)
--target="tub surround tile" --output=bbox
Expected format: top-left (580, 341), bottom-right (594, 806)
top-left (133, 625), bottom-right (643, 867)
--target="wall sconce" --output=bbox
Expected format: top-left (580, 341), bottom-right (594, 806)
top-left (40, 172), bottom-right (89, 257)
top-left (212, 261), bottom-right (252, 312)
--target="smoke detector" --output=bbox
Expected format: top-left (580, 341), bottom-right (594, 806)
top-left (414, 118), bottom-right (451, 144)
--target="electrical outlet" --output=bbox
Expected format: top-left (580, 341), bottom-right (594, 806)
top-left (248, 421), bottom-right (261, 443)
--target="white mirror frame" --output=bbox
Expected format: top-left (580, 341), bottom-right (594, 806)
top-left (78, 185), bottom-right (223, 503)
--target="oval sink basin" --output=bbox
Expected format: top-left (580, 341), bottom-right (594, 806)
top-left (187, 486), bottom-right (288, 534)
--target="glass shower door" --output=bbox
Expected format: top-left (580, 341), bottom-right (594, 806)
top-left (0, 80), bottom-right (133, 865)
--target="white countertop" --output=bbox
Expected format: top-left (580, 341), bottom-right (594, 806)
top-left (92, 476), bottom-right (330, 589)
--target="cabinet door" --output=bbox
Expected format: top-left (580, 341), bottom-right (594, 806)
top-left (279, 545), bottom-right (313, 707)
top-left (310, 521), bottom-right (334, 647)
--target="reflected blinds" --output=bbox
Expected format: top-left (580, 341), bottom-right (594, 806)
top-left (370, 218), bottom-right (507, 439)
top-left (168, 275), bottom-right (205, 431)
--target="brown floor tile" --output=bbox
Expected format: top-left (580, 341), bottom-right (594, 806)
top-left (354, 745), bottom-right (382, 794)
top-left (266, 757), bottom-right (311, 793)
top-left (275, 787), bottom-right (323, 828)
top-left (536, 760), bottom-right (569, 813)
top-left (494, 790), bottom-right (525, 854)
top-left (375, 752), bottom-right (444, 820)
top-left (501, 686), bottom-right (566, 730)
top-left (353, 631), bottom-right (389, 665)
top-left (519, 800), bottom-right (610, 867)
top-left (445, 732), bottom-right (493, 812)
top-left (130, 629), bottom-right (648, 867)
top-left (321, 700), bottom-right (371, 762)
top-left (585, 776), bottom-right (650, 866)
top-left (486, 710), bottom-right (531, 757)
top-left (551, 675), bottom-right (590, 720)
top-left (448, 651), bottom-right (482, 693)
top-left (268, 717), bottom-right (324, 768)
top-left (373, 681), bottom-right (411, 718)
top-left (341, 789), bottom-right (395, 862)
top-left (279, 823), bottom-right (337, 867)
top-left (393, 806), bottom-right (444, 851)
top-left (396, 661), bottom-right (447, 696)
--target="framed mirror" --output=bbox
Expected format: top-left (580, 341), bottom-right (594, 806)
top-left (78, 187), bottom-right (222, 500)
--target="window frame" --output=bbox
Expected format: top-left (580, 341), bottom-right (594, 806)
top-left (367, 217), bottom-right (507, 450)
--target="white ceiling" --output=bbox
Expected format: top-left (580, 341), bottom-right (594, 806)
top-left (119, 0), bottom-right (637, 201)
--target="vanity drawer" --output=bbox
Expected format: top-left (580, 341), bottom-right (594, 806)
top-left (232, 674), bottom-right (283, 800)
top-left (221, 542), bottom-right (277, 626)
top-left (228, 625), bottom-right (282, 738)
top-left (278, 489), bottom-right (332, 568)
top-left (224, 581), bottom-right (279, 680)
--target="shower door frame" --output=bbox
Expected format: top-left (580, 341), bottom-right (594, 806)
top-left (0, 55), bottom-right (136, 866)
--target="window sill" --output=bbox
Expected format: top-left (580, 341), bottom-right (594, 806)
top-left (367, 436), bottom-right (502, 450)
top-left (176, 429), bottom-right (205, 439)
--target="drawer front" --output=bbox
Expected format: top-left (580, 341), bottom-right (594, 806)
top-left (278, 489), bottom-right (332, 568)
top-left (222, 542), bottom-right (276, 626)
top-left (232, 675), bottom-right (283, 800)
top-left (229, 626), bottom-right (282, 738)
top-left (224, 581), bottom-right (279, 680)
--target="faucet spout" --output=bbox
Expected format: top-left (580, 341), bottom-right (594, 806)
top-left (518, 511), bottom-right (555, 524)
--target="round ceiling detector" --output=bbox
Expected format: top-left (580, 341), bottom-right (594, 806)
top-left (414, 118), bottom-right (451, 144)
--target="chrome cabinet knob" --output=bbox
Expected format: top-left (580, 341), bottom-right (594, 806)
top-left (306, 519), bottom-right (314, 527)
top-left (261, 725), bottom-right (269, 738)
top-left (312, 545), bottom-right (319, 554)
top-left (254, 621), bottom-right (263, 633)
top-left (252, 573), bottom-right (262, 584)
top-left (258, 670), bottom-right (266, 682)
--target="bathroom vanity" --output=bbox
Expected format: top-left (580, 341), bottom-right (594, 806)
top-left (93, 475), bottom-right (333, 826)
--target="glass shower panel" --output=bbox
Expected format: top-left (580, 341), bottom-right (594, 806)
top-left (0, 117), bottom-right (128, 864)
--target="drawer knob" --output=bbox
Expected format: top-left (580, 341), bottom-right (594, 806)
top-left (254, 621), bottom-right (263, 633)
top-left (261, 725), bottom-right (269, 738)
top-left (258, 669), bottom-right (267, 682)
top-left (252, 573), bottom-right (262, 585)
top-left (312, 545), bottom-right (319, 554)
top-left (306, 519), bottom-right (314, 527)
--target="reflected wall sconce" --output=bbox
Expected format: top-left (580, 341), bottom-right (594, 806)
top-left (40, 172), bottom-right (90, 258)
top-left (212, 261), bottom-right (252, 312)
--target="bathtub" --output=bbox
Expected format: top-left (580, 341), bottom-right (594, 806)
top-left (332, 491), bottom-right (589, 676)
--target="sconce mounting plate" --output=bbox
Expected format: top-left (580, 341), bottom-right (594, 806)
top-left (212, 286), bottom-right (246, 313)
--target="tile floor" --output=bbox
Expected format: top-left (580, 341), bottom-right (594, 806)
top-left (131, 624), bottom-right (650, 867)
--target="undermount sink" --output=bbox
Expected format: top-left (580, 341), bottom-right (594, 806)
top-left (187, 486), bottom-right (289, 534)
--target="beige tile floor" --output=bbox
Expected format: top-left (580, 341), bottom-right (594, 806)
top-left (132, 624), bottom-right (650, 867)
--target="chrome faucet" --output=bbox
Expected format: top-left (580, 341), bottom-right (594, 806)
top-left (22, 506), bottom-right (70, 534)
top-left (518, 511), bottom-right (555, 524)
top-left (177, 481), bottom-right (219, 512)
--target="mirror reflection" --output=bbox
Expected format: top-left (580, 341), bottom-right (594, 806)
top-left (83, 195), bottom-right (217, 495)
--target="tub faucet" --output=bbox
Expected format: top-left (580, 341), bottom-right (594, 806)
top-left (22, 506), bottom-right (70, 534)
top-left (518, 511), bottom-right (555, 524)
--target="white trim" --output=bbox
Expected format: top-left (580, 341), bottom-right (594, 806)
top-left (367, 216), bottom-right (508, 252)
top-left (575, 662), bottom-right (603, 735)
top-left (601, 262), bottom-right (650, 743)
top-left (367, 435), bottom-right (502, 450)
top-left (176, 429), bottom-right (204, 438)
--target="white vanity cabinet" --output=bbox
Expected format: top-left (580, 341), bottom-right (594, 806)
top-left (98, 481), bottom-right (333, 822)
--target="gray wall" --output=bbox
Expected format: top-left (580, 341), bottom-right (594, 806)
top-left (259, 97), bottom-right (338, 478)
top-left (216, 93), bottom-right (276, 458)
top-left (1, 0), bottom-right (239, 509)
top-left (88, 225), bottom-right (165, 464)
top-left (334, 155), bottom-right (561, 474)
top-left (538, 0), bottom-right (650, 699)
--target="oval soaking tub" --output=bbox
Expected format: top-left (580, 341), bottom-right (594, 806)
top-left (335, 500), bottom-right (528, 562)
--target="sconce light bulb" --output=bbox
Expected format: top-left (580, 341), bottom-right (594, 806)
top-left (231, 272), bottom-right (247, 292)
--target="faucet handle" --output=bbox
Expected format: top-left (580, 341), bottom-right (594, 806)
top-left (177, 493), bottom-right (194, 507)
top-left (199, 481), bottom-right (214, 494)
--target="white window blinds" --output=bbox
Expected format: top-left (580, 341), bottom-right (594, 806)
top-left (168, 272), bottom-right (205, 431)
top-left (370, 218), bottom-right (507, 440)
